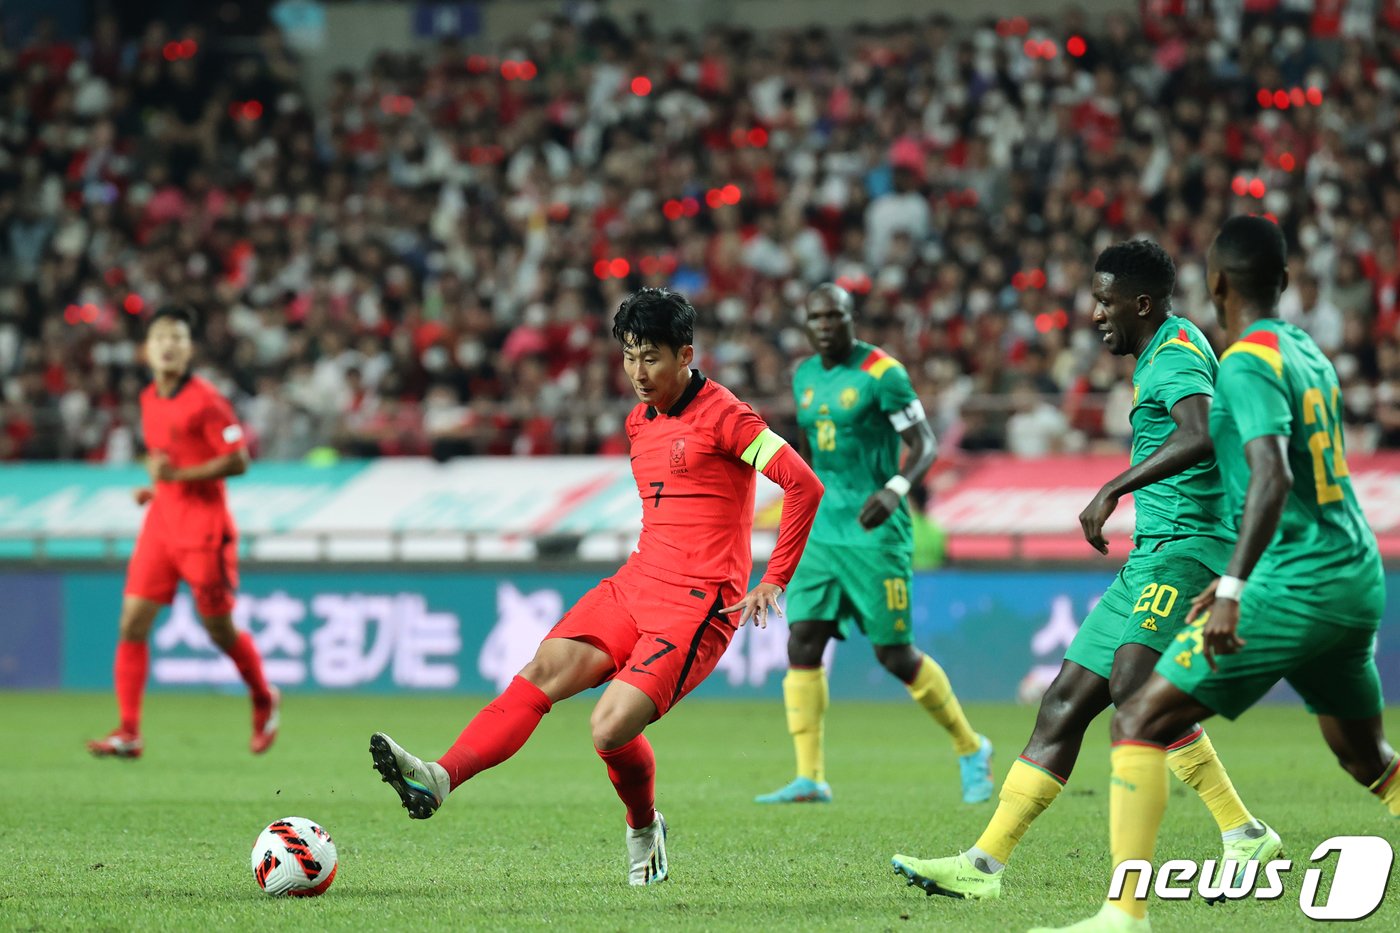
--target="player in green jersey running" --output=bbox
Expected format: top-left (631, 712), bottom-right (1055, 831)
top-left (1036, 217), bottom-right (1400, 933)
top-left (755, 283), bottom-right (995, 806)
top-left (895, 240), bottom-right (1275, 902)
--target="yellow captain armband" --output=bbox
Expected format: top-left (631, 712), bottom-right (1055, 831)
top-left (741, 428), bottom-right (787, 471)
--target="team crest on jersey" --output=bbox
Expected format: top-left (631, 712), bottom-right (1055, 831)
top-left (839, 387), bottom-right (859, 409)
top-left (818, 403), bottom-right (830, 415)
top-left (670, 438), bottom-right (688, 474)
top-left (800, 387), bottom-right (814, 408)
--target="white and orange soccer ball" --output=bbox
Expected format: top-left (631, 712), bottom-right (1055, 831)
top-left (250, 817), bottom-right (338, 896)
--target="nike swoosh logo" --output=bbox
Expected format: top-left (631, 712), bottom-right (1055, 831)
top-left (629, 665), bottom-right (655, 676)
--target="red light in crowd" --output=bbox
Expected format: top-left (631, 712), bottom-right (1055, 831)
top-left (1039, 40), bottom-right (1058, 59)
top-left (244, 100), bottom-right (263, 120)
top-left (720, 184), bottom-right (742, 205)
top-left (731, 128), bottom-right (749, 148)
top-left (1273, 90), bottom-right (1290, 109)
top-left (80, 303), bottom-right (98, 323)
top-left (1012, 272), bottom-right (1027, 291)
top-left (705, 188), bottom-right (724, 209)
top-left (593, 259), bottom-right (611, 280)
top-left (162, 42), bottom-right (180, 62)
top-left (996, 19), bottom-right (1011, 37)
top-left (501, 60), bottom-right (521, 80)
top-left (1248, 178), bottom-right (1267, 198)
top-left (1067, 35), bottom-right (1086, 57)
top-left (1289, 87), bottom-right (1306, 107)
top-left (1028, 268), bottom-right (1047, 289)
top-left (609, 258), bottom-right (631, 278)
top-left (519, 61), bottom-right (537, 80)
top-left (1279, 152), bottom-right (1296, 172)
top-left (681, 197), bottom-right (699, 217)
top-left (1023, 39), bottom-right (1040, 59)
top-left (64, 305), bottom-right (79, 325)
top-left (466, 55), bottom-right (489, 73)
top-left (179, 39), bottom-right (197, 58)
top-left (631, 76), bottom-right (652, 96)
top-left (662, 199), bottom-right (684, 221)
top-left (1035, 313), bottom-right (1054, 333)
top-left (123, 294), bottom-right (144, 315)
top-left (1306, 86), bottom-right (1323, 105)
top-left (1053, 308), bottom-right (1069, 329)
top-left (1231, 176), bottom-right (1249, 197)
top-left (1257, 89), bottom-right (1273, 108)
top-left (748, 127), bottom-right (768, 147)
top-left (1011, 16), bottom-right (1029, 34)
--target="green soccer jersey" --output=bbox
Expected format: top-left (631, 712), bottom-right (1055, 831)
top-left (793, 341), bottom-right (920, 550)
top-left (1209, 319), bottom-right (1382, 627)
top-left (1129, 316), bottom-right (1233, 548)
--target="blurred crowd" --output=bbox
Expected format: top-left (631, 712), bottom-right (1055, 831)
top-left (2, 2), bottom-right (1400, 463)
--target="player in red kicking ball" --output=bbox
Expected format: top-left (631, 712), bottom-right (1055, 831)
top-left (87, 306), bottom-right (278, 760)
top-left (370, 287), bottom-right (824, 885)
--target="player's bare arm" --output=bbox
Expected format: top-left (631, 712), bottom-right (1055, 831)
top-left (722, 582), bottom-right (786, 629)
top-left (1187, 434), bottom-right (1291, 669)
top-left (149, 447), bottom-right (250, 484)
top-left (1079, 394), bottom-right (1213, 554)
top-left (859, 405), bottom-right (936, 531)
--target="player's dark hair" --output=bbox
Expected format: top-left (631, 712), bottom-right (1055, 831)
top-left (612, 287), bottom-right (695, 353)
top-left (146, 305), bottom-right (195, 335)
top-left (1212, 214), bottom-right (1288, 308)
top-left (1094, 240), bottom-right (1176, 310)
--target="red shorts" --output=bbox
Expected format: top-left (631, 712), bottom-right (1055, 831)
top-left (125, 530), bottom-right (239, 617)
top-left (547, 568), bottom-right (738, 719)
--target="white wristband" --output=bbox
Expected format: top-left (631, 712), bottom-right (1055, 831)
top-left (1215, 576), bottom-right (1245, 602)
top-left (884, 475), bottom-right (912, 498)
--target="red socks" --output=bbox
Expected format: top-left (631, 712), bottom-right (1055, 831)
top-left (224, 631), bottom-right (273, 705)
top-left (437, 676), bottom-right (553, 789)
top-left (114, 640), bottom-right (149, 734)
top-left (598, 734), bottom-right (656, 829)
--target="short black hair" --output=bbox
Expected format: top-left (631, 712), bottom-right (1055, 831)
top-left (1212, 214), bottom-right (1288, 307)
top-left (146, 305), bottom-right (195, 335)
top-left (611, 288), bottom-right (695, 353)
top-left (1094, 240), bottom-right (1176, 309)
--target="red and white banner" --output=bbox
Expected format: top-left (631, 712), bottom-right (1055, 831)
top-left (929, 454), bottom-right (1400, 561)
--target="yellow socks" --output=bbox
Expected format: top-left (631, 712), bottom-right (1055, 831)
top-left (971, 757), bottom-right (1066, 865)
top-left (907, 653), bottom-right (980, 755)
top-left (784, 667), bottom-right (828, 782)
top-left (1370, 755), bottom-right (1400, 816)
top-left (1167, 727), bottom-right (1254, 833)
top-left (1108, 741), bottom-right (1168, 921)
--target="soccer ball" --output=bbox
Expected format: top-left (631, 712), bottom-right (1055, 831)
top-left (250, 817), bottom-right (338, 896)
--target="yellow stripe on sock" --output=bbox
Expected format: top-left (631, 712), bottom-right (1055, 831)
top-left (784, 668), bottom-right (827, 783)
top-left (1371, 755), bottom-right (1400, 816)
top-left (907, 654), bottom-right (980, 755)
top-left (972, 758), bottom-right (1064, 865)
top-left (1167, 730), bottom-right (1253, 833)
top-left (1108, 742), bottom-right (1168, 921)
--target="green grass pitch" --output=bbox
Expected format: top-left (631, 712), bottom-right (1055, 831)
top-left (2, 692), bottom-right (1395, 931)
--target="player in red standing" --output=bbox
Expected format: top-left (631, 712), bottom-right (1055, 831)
top-left (370, 287), bottom-right (825, 884)
top-left (87, 306), bottom-right (279, 759)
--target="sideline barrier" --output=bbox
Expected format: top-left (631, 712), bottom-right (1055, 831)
top-left (5, 568), bottom-right (1397, 702)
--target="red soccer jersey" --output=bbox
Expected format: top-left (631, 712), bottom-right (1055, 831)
top-left (623, 372), bottom-right (821, 595)
top-left (140, 374), bottom-right (245, 548)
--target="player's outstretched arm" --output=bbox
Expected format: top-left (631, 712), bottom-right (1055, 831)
top-left (859, 415), bottom-right (936, 530)
top-left (1188, 434), bottom-right (1291, 669)
top-left (149, 448), bottom-right (251, 484)
top-left (1079, 393), bottom-right (1213, 554)
top-left (724, 442), bottom-right (822, 627)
